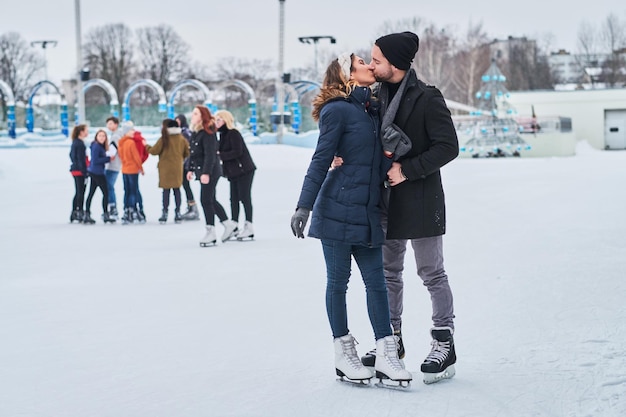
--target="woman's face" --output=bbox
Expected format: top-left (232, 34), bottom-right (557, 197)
top-left (350, 55), bottom-right (376, 87)
top-left (96, 131), bottom-right (107, 143)
top-left (79, 128), bottom-right (89, 139)
top-left (190, 108), bottom-right (202, 126)
top-left (215, 115), bottom-right (224, 129)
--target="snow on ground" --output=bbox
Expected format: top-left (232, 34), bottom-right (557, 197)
top-left (1, 141), bottom-right (625, 417)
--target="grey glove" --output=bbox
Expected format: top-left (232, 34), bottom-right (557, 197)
top-left (290, 208), bottom-right (311, 239)
top-left (382, 124), bottom-right (412, 159)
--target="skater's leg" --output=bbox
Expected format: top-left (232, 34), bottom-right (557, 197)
top-left (85, 176), bottom-right (98, 212)
top-left (104, 169), bottom-right (118, 207)
top-left (379, 190), bottom-right (406, 333)
top-left (96, 175), bottom-right (109, 213)
top-left (122, 174), bottom-right (130, 210)
top-left (173, 188), bottom-right (181, 211)
top-left (382, 212), bottom-right (408, 333)
top-left (229, 179), bottom-right (240, 222)
top-left (199, 182), bottom-right (215, 226)
top-left (239, 171), bottom-right (254, 222)
top-left (136, 182), bottom-right (143, 211)
top-left (352, 245), bottom-right (392, 341)
top-left (182, 174), bottom-right (194, 203)
top-left (73, 176), bottom-right (86, 211)
top-left (411, 235), bottom-right (454, 329)
top-left (162, 189), bottom-right (170, 211)
top-left (127, 174), bottom-right (139, 212)
top-left (321, 239), bottom-right (352, 339)
top-left (209, 175), bottom-right (228, 223)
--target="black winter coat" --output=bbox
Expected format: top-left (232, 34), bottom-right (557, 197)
top-left (187, 129), bottom-right (221, 180)
top-left (218, 126), bottom-right (256, 180)
top-left (379, 69), bottom-right (459, 239)
top-left (69, 138), bottom-right (87, 175)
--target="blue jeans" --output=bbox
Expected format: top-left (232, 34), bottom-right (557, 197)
top-left (122, 173), bottom-right (139, 210)
top-left (321, 239), bottom-right (392, 341)
top-left (105, 169), bottom-right (119, 206)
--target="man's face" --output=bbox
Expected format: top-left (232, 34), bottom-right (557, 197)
top-left (369, 45), bottom-right (394, 82)
top-left (106, 120), bottom-right (118, 131)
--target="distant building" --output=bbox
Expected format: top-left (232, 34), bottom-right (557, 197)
top-left (547, 50), bottom-right (608, 86)
top-left (489, 36), bottom-right (537, 64)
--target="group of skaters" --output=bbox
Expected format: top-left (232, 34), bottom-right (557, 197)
top-left (69, 106), bottom-right (257, 246)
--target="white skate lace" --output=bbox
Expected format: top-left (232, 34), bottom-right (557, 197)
top-left (383, 337), bottom-right (404, 370)
top-left (341, 337), bottom-right (364, 369)
top-left (424, 340), bottom-right (450, 364)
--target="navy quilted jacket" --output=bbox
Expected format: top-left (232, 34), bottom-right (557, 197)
top-left (296, 86), bottom-right (386, 247)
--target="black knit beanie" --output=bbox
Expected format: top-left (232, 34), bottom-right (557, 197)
top-left (375, 31), bottom-right (419, 70)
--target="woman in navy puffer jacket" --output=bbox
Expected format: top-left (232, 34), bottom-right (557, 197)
top-left (290, 53), bottom-right (411, 384)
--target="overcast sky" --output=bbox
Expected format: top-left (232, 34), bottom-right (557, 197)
top-left (4, 0), bottom-right (625, 84)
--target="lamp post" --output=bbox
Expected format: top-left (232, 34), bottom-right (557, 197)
top-left (276, 0), bottom-right (286, 144)
top-left (298, 35), bottom-right (336, 81)
top-left (30, 40), bottom-right (57, 80)
top-left (74, 0), bottom-right (86, 125)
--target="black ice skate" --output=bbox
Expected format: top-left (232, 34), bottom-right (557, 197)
top-left (421, 327), bottom-right (456, 384)
top-left (70, 210), bottom-right (83, 223)
top-left (103, 211), bottom-right (116, 223)
top-left (82, 211), bottom-right (96, 224)
top-left (361, 330), bottom-right (405, 367)
top-left (159, 209), bottom-right (168, 224)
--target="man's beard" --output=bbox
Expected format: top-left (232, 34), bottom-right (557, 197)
top-left (374, 69), bottom-right (393, 82)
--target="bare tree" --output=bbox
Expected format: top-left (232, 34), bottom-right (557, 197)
top-left (577, 20), bottom-right (598, 56)
top-left (205, 57), bottom-right (276, 129)
top-left (136, 25), bottom-right (191, 92)
top-left (600, 13), bottom-right (626, 86)
top-left (449, 22), bottom-right (491, 106)
top-left (83, 23), bottom-right (135, 99)
top-left (0, 32), bottom-right (44, 100)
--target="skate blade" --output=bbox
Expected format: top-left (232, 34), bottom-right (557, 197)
top-left (337, 376), bottom-right (372, 386)
top-left (336, 373), bottom-right (372, 386)
top-left (199, 241), bottom-right (217, 247)
top-left (375, 379), bottom-right (411, 389)
top-left (423, 364), bottom-right (455, 384)
top-left (222, 232), bottom-right (238, 243)
top-left (375, 371), bottom-right (412, 389)
top-left (236, 235), bottom-right (254, 241)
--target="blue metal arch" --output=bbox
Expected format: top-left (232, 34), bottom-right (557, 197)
top-left (121, 79), bottom-right (167, 122)
top-left (291, 80), bottom-right (322, 97)
top-left (0, 80), bottom-right (16, 138)
top-left (26, 80), bottom-right (69, 136)
top-left (167, 79), bottom-right (212, 119)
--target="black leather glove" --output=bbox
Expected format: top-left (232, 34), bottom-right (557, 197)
top-left (290, 208), bottom-right (311, 238)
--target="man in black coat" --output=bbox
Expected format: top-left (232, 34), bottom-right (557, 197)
top-left (364, 31), bottom-right (459, 384)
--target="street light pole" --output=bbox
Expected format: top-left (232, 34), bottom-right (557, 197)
top-left (276, 0), bottom-right (286, 144)
top-left (30, 40), bottom-right (57, 80)
top-left (298, 36), bottom-right (336, 81)
top-left (74, 0), bottom-right (85, 125)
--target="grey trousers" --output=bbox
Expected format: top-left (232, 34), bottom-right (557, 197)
top-left (382, 218), bottom-right (455, 332)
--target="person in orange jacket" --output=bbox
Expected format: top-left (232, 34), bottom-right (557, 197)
top-left (117, 121), bottom-right (145, 224)
top-left (131, 128), bottom-right (149, 221)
